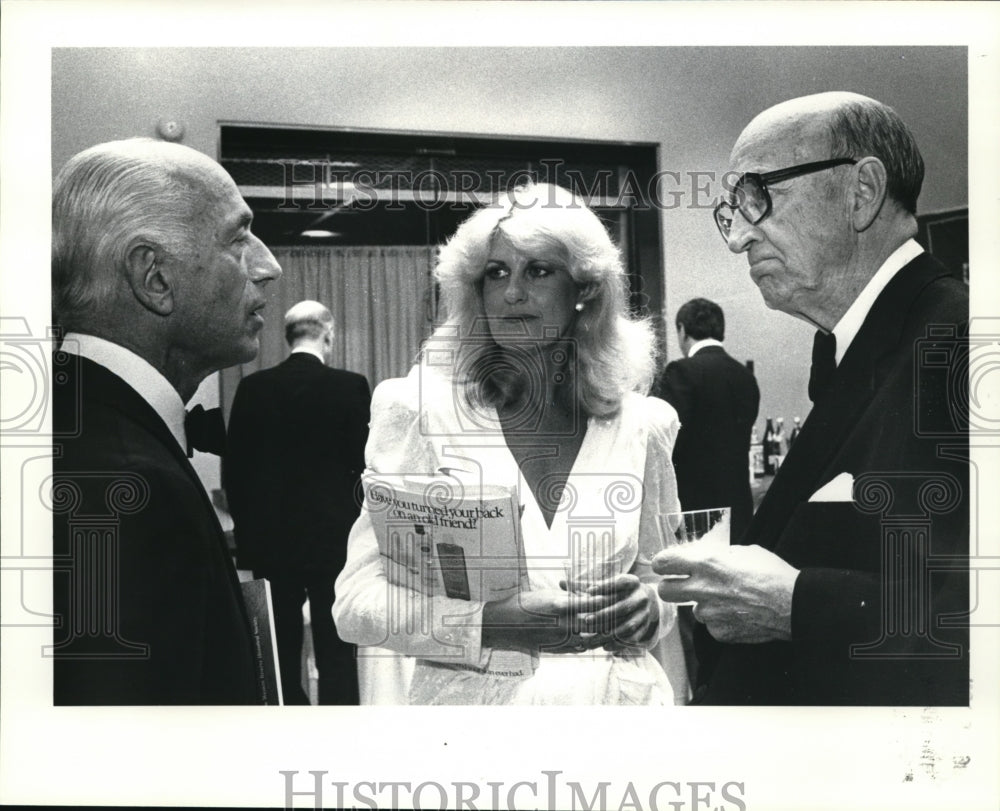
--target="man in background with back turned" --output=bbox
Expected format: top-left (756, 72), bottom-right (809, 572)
top-left (654, 297), bottom-right (760, 541)
top-left (226, 300), bottom-right (371, 704)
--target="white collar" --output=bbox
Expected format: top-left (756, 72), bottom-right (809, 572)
top-left (831, 239), bottom-right (923, 366)
top-left (687, 338), bottom-right (724, 358)
top-left (290, 346), bottom-right (326, 363)
top-left (61, 333), bottom-right (188, 453)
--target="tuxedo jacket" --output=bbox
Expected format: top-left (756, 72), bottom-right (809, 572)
top-left (654, 345), bottom-right (760, 541)
top-left (700, 254), bottom-right (969, 705)
top-left (52, 355), bottom-right (258, 705)
top-left (225, 353), bottom-right (371, 579)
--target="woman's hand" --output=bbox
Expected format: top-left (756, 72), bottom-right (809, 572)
top-left (482, 589), bottom-right (609, 653)
top-left (573, 574), bottom-right (660, 653)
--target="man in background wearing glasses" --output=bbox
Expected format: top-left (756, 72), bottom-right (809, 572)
top-left (654, 92), bottom-right (969, 705)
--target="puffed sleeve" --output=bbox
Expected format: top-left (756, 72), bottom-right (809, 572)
top-left (634, 395), bottom-right (682, 642)
top-left (332, 372), bottom-right (492, 668)
top-left (634, 395), bottom-right (689, 701)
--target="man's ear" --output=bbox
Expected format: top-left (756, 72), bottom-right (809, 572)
top-left (125, 243), bottom-right (174, 315)
top-left (850, 157), bottom-right (888, 232)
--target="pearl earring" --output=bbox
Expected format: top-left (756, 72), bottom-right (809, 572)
top-left (574, 302), bottom-right (585, 312)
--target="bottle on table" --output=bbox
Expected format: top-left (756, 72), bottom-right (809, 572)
top-left (773, 417), bottom-right (786, 468)
top-left (788, 416), bottom-right (802, 448)
top-left (763, 417), bottom-right (776, 476)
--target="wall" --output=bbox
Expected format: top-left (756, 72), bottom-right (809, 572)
top-left (52, 46), bottom-right (968, 438)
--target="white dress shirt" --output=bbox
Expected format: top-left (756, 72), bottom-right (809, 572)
top-left (290, 346), bottom-right (325, 363)
top-left (831, 239), bottom-right (924, 366)
top-left (60, 332), bottom-right (188, 453)
top-left (687, 337), bottom-right (724, 358)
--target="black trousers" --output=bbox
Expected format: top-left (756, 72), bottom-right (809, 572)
top-left (259, 573), bottom-right (359, 705)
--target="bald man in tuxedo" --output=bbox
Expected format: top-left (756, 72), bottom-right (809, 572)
top-left (226, 301), bottom-right (371, 704)
top-left (655, 93), bottom-right (968, 705)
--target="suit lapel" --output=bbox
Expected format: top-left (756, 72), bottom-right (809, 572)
top-left (746, 253), bottom-right (953, 549)
top-left (73, 356), bottom-right (232, 543)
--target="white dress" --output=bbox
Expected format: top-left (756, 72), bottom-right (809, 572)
top-left (333, 364), bottom-right (688, 705)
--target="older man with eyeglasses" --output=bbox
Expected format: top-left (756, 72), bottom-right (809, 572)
top-left (653, 92), bottom-right (969, 706)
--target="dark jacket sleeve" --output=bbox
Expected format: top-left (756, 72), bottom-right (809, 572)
top-left (225, 377), bottom-right (284, 571)
top-left (54, 462), bottom-right (256, 705)
top-left (347, 374), bottom-right (372, 480)
top-left (655, 361), bottom-right (695, 428)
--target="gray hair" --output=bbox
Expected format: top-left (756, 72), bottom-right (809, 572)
top-left (284, 300), bottom-right (334, 346)
top-left (828, 97), bottom-right (924, 215)
top-left (52, 138), bottom-right (213, 330)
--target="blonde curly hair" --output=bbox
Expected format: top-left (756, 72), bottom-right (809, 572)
top-left (430, 182), bottom-right (655, 419)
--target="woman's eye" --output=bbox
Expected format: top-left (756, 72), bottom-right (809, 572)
top-left (484, 264), bottom-right (509, 279)
top-left (528, 263), bottom-right (552, 278)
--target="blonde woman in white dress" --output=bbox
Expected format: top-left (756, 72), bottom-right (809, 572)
top-left (333, 183), bottom-right (687, 704)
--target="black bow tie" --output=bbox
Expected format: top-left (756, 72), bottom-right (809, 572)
top-left (185, 405), bottom-right (227, 457)
top-left (808, 330), bottom-right (838, 404)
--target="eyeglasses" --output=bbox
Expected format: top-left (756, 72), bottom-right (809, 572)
top-left (713, 158), bottom-right (858, 241)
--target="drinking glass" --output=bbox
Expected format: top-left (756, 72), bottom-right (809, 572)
top-left (657, 507), bottom-right (731, 605)
top-left (562, 527), bottom-right (617, 594)
top-left (562, 528), bottom-right (618, 644)
top-left (658, 507), bottom-right (731, 548)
